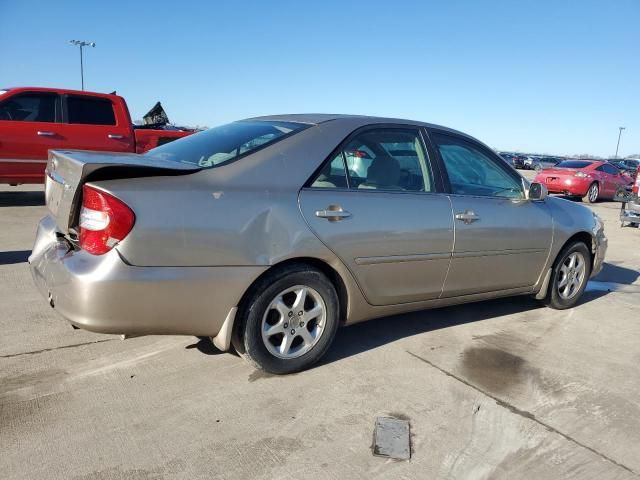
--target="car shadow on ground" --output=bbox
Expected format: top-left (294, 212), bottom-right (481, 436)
top-left (0, 250), bottom-right (31, 265)
top-left (185, 337), bottom-right (226, 355)
top-left (320, 265), bottom-right (634, 366)
top-left (592, 261), bottom-right (639, 284)
top-left (191, 262), bottom-right (634, 365)
top-left (0, 190), bottom-right (45, 207)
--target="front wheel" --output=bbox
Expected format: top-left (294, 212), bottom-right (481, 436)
top-left (582, 183), bottom-right (599, 203)
top-left (543, 242), bottom-right (591, 309)
top-left (234, 265), bottom-right (339, 374)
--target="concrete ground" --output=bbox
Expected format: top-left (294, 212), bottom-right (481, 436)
top-left (1, 173), bottom-right (639, 480)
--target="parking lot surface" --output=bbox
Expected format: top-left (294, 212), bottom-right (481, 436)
top-left (1, 174), bottom-right (639, 480)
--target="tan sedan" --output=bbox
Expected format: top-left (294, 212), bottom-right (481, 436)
top-left (30, 115), bottom-right (607, 373)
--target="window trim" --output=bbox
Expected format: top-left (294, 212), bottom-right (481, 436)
top-left (303, 123), bottom-right (446, 194)
top-left (426, 129), bottom-right (526, 200)
top-left (0, 91), bottom-right (61, 123)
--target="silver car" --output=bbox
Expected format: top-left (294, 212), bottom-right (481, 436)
top-left (29, 115), bottom-right (607, 373)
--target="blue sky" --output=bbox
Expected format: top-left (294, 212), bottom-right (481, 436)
top-left (1, 0), bottom-right (638, 157)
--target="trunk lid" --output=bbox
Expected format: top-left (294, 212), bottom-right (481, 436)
top-left (538, 167), bottom-right (579, 176)
top-left (45, 149), bottom-right (199, 234)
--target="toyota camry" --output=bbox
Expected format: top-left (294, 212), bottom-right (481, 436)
top-left (29, 114), bottom-right (607, 373)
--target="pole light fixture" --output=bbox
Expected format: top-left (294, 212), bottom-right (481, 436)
top-left (69, 40), bottom-right (96, 91)
top-left (615, 127), bottom-right (626, 159)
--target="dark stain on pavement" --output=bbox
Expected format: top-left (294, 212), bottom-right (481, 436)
top-left (460, 347), bottom-right (528, 394)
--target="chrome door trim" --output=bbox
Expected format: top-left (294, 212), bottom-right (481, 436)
top-left (355, 252), bottom-right (451, 265)
top-left (452, 248), bottom-right (547, 259)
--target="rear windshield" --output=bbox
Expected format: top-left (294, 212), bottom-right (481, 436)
top-left (556, 160), bottom-right (592, 169)
top-left (146, 120), bottom-right (308, 168)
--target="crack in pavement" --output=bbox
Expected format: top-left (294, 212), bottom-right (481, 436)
top-left (406, 350), bottom-right (639, 477)
top-left (0, 339), bottom-right (118, 359)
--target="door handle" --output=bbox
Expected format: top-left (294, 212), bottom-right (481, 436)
top-left (108, 134), bottom-right (124, 139)
top-left (315, 205), bottom-right (352, 222)
top-left (455, 210), bottom-right (480, 224)
top-left (37, 131), bottom-right (55, 136)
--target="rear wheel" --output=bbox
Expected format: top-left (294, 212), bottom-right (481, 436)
top-left (233, 265), bottom-right (339, 374)
top-left (582, 182), bottom-right (599, 203)
top-left (543, 241), bottom-right (591, 309)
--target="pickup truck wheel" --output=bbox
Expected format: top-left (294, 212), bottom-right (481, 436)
top-left (582, 182), bottom-right (599, 203)
top-left (233, 265), bottom-right (339, 374)
top-left (543, 241), bottom-right (591, 310)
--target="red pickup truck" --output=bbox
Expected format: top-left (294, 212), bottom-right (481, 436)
top-left (0, 87), bottom-right (193, 184)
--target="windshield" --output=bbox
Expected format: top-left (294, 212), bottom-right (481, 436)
top-left (556, 160), bottom-right (592, 169)
top-left (146, 120), bottom-right (309, 168)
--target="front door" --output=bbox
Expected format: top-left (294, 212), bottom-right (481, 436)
top-left (0, 90), bottom-right (62, 183)
top-left (596, 163), bottom-right (624, 198)
top-left (299, 127), bottom-right (454, 305)
top-left (429, 131), bottom-right (553, 297)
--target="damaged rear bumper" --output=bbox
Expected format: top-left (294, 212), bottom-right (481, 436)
top-left (29, 215), bottom-right (265, 343)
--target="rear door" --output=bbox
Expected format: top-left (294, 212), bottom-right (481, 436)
top-left (429, 130), bottom-right (553, 297)
top-left (55, 94), bottom-right (134, 153)
top-left (0, 90), bottom-right (62, 183)
top-left (597, 163), bottom-right (624, 197)
top-left (299, 126), bottom-right (454, 305)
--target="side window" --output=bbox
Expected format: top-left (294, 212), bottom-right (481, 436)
top-left (345, 129), bottom-right (432, 191)
top-left (0, 93), bottom-right (56, 122)
top-left (602, 164), bottom-right (619, 175)
top-left (309, 128), bottom-right (433, 191)
top-left (433, 133), bottom-right (524, 199)
top-left (310, 153), bottom-right (348, 188)
top-left (67, 96), bottom-right (116, 125)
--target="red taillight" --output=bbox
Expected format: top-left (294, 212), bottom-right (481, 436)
top-left (79, 185), bottom-right (135, 255)
top-left (633, 167), bottom-right (640, 195)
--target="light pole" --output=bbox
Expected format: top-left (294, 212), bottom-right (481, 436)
top-left (69, 40), bottom-right (95, 91)
top-left (615, 126), bottom-right (626, 159)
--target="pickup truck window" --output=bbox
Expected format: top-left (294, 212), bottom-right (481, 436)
top-left (0, 93), bottom-right (56, 122)
top-left (67, 96), bottom-right (116, 125)
top-left (147, 121), bottom-right (309, 168)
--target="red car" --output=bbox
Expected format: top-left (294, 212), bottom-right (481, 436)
top-left (534, 159), bottom-right (632, 203)
top-left (0, 87), bottom-right (194, 185)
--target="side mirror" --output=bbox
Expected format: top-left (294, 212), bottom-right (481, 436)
top-left (528, 182), bottom-right (548, 201)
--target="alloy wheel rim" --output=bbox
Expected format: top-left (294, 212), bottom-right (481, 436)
top-left (557, 252), bottom-right (586, 300)
top-left (589, 184), bottom-right (598, 202)
top-left (261, 285), bottom-right (327, 359)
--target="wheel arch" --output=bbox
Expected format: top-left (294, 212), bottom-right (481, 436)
top-left (229, 257), bottom-right (349, 349)
top-left (536, 230), bottom-right (595, 301)
top-left (585, 180), bottom-right (599, 196)
top-left (556, 231), bottom-right (595, 269)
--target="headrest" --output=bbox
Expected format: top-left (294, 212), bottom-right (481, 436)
top-left (366, 155), bottom-right (401, 187)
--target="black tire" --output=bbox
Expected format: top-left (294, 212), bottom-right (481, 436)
top-left (233, 264), bottom-right (339, 374)
top-left (543, 241), bottom-right (591, 310)
top-left (582, 182), bottom-right (599, 203)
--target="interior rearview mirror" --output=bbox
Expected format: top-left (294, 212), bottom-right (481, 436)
top-left (528, 182), bottom-right (548, 201)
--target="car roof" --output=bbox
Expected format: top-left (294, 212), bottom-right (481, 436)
top-left (247, 113), bottom-right (479, 142)
top-left (1, 86), bottom-right (122, 100)
top-left (248, 113), bottom-right (462, 130)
